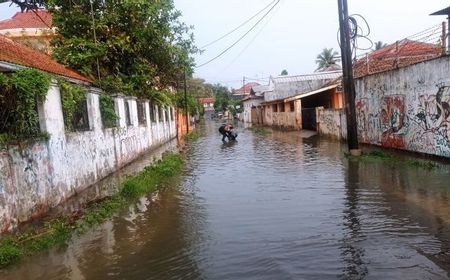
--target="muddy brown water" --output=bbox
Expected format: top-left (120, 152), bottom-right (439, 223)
top-left (2, 121), bottom-right (450, 279)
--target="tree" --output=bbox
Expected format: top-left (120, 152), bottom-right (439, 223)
top-left (315, 48), bottom-right (340, 71)
top-left (45, 0), bottom-right (198, 100)
top-left (280, 69), bottom-right (288, 75)
top-left (212, 84), bottom-right (231, 112)
top-left (2, 0), bottom-right (44, 11)
top-left (374, 41), bottom-right (387, 50)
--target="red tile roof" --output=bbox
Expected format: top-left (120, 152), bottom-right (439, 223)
top-left (199, 97), bottom-right (215, 104)
top-left (234, 82), bottom-right (260, 95)
top-left (0, 10), bottom-right (52, 30)
top-left (354, 39), bottom-right (442, 78)
top-left (0, 35), bottom-right (90, 82)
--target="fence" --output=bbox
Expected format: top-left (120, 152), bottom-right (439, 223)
top-left (354, 23), bottom-right (446, 78)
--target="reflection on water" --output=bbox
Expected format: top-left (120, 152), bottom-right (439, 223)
top-left (2, 121), bottom-right (450, 279)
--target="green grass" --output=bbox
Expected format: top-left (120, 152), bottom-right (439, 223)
top-left (0, 152), bottom-right (184, 268)
top-left (248, 126), bottom-right (272, 136)
top-left (183, 131), bottom-right (200, 142)
top-left (346, 150), bottom-right (439, 170)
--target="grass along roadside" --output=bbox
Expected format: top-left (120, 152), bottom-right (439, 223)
top-left (0, 152), bottom-right (184, 268)
top-left (247, 126), bottom-right (272, 136)
top-left (346, 150), bottom-right (439, 170)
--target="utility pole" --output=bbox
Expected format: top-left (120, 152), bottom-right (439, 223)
top-left (89, 0), bottom-right (101, 81)
top-left (184, 70), bottom-right (189, 134)
top-left (338, 0), bottom-right (360, 155)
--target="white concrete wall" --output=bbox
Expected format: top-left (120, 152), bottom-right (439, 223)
top-left (354, 55), bottom-right (450, 156)
top-left (317, 108), bottom-right (346, 140)
top-left (0, 84), bottom-right (177, 232)
top-left (317, 56), bottom-right (450, 158)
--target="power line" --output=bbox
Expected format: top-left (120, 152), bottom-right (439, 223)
top-left (196, 0), bottom-right (281, 69)
top-left (223, 1), bottom-right (281, 72)
top-left (199, 0), bottom-right (276, 50)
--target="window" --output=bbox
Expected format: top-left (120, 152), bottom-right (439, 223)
top-left (137, 101), bottom-right (146, 125)
top-left (124, 100), bottom-right (132, 126)
top-left (290, 101), bottom-right (295, 112)
top-left (280, 103), bottom-right (285, 112)
top-left (272, 104), bottom-right (278, 112)
top-left (62, 93), bottom-right (90, 131)
top-left (164, 107), bottom-right (169, 122)
top-left (150, 103), bottom-right (156, 122)
top-left (99, 95), bottom-right (118, 128)
top-left (158, 105), bottom-right (163, 122)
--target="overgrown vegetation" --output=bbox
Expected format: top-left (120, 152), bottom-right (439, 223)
top-left (46, 0), bottom-right (197, 99)
top-left (59, 79), bottom-right (89, 132)
top-left (99, 94), bottom-right (118, 128)
top-left (0, 152), bottom-right (184, 268)
top-left (175, 92), bottom-right (203, 116)
top-left (347, 150), bottom-right (438, 170)
top-left (0, 69), bottom-right (50, 143)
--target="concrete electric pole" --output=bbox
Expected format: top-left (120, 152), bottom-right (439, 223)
top-left (337, 0), bottom-right (360, 156)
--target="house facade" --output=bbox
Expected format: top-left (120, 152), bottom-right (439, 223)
top-left (242, 84), bottom-right (268, 124)
top-left (0, 10), bottom-right (54, 54)
top-left (199, 97), bottom-right (215, 119)
top-left (261, 71), bottom-right (343, 130)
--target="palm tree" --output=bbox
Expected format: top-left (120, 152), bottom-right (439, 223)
top-left (374, 41), bottom-right (387, 50)
top-left (315, 48), bottom-right (340, 71)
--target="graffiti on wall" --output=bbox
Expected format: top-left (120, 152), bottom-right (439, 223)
top-left (380, 95), bottom-right (406, 149)
top-left (356, 97), bottom-right (381, 144)
top-left (406, 84), bottom-right (450, 155)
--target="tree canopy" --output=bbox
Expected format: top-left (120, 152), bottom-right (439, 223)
top-left (315, 48), bottom-right (340, 71)
top-left (374, 41), bottom-right (388, 50)
top-left (44, 0), bottom-right (197, 99)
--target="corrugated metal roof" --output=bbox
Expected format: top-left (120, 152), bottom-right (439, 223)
top-left (271, 71), bottom-right (342, 84)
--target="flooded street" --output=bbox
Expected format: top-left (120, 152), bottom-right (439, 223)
top-left (3, 121), bottom-right (450, 279)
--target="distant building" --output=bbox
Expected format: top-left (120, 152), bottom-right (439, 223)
top-left (261, 71), bottom-right (343, 130)
top-left (232, 82), bottom-right (260, 100)
top-left (198, 97), bottom-right (215, 119)
top-left (0, 10), bottom-right (54, 54)
top-left (242, 84), bottom-right (269, 124)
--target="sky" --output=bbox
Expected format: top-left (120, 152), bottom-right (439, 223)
top-left (1, 0), bottom-right (450, 89)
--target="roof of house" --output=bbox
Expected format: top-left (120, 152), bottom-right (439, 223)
top-left (271, 71), bottom-right (342, 84)
top-left (0, 35), bottom-right (90, 82)
top-left (199, 97), bottom-right (215, 104)
top-left (0, 10), bottom-right (52, 30)
top-left (354, 39), bottom-right (442, 78)
top-left (233, 82), bottom-right (260, 95)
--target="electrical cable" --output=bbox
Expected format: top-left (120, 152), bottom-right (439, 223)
top-left (196, 0), bottom-right (280, 69)
top-left (221, 1), bottom-right (281, 72)
top-left (199, 0), bottom-right (276, 50)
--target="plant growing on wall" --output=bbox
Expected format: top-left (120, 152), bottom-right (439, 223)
top-left (0, 68), bottom-right (50, 143)
top-left (99, 94), bottom-right (118, 128)
top-left (59, 79), bottom-right (89, 132)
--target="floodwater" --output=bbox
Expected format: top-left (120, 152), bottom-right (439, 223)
top-left (2, 121), bottom-right (450, 279)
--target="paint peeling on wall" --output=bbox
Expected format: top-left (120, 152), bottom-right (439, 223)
top-left (0, 87), bottom-right (177, 233)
